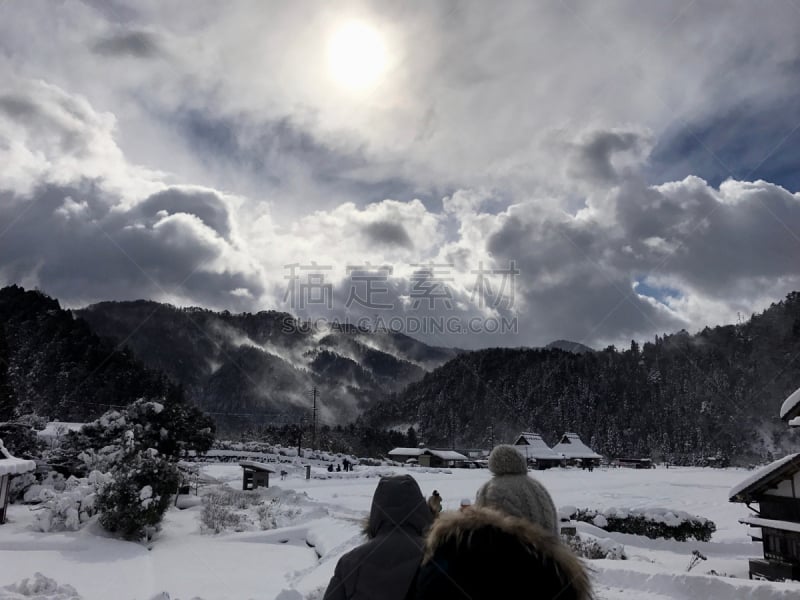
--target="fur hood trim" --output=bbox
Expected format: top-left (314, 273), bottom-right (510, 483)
top-left (423, 507), bottom-right (592, 599)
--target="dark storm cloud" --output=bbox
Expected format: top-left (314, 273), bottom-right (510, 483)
top-left (0, 182), bottom-right (263, 310)
top-left (568, 129), bottom-right (648, 184)
top-left (92, 30), bottom-right (162, 58)
top-left (361, 221), bottom-right (413, 249)
top-left (133, 188), bottom-right (232, 238)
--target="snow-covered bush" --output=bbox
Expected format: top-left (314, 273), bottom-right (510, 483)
top-left (29, 470), bottom-right (110, 532)
top-left (563, 532), bottom-right (626, 560)
top-left (200, 494), bottom-right (244, 533)
top-left (566, 506), bottom-right (716, 542)
top-left (50, 396), bottom-right (214, 477)
top-left (1, 572), bottom-right (80, 599)
top-left (199, 487), bottom-right (288, 533)
top-left (97, 448), bottom-right (180, 541)
top-left (8, 471), bottom-right (37, 502)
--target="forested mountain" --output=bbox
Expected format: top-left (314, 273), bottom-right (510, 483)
top-left (0, 286), bottom-right (178, 421)
top-left (75, 300), bottom-right (458, 430)
top-left (367, 292), bottom-right (800, 464)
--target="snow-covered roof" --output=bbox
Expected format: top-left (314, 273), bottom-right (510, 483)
top-left (36, 421), bottom-right (85, 439)
top-left (552, 432), bottom-right (602, 459)
top-left (513, 432), bottom-right (562, 460)
top-left (239, 460), bottom-right (275, 473)
top-left (388, 447), bottom-right (425, 457)
top-left (427, 449), bottom-right (469, 461)
top-left (780, 387), bottom-right (800, 421)
top-left (739, 516), bottom-right (800, 534)
top-left (729, 453), bottom-right (800, 502)
top-left (388, 447), bottom-right (468, 461)
top-left (0, 439), bottom-right (37, 476)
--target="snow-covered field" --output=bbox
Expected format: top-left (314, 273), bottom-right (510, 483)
top-left (2, 464), bottom-right (800, 600)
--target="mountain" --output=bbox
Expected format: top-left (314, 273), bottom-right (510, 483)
top-left (545, 340), bottom-right (595, 354)
top-left (366, 292), bottom-right (800, 464)
top-left (75, 300), bottom-right (458, 431)
top-left (0, 286), bottom-right (177, 422)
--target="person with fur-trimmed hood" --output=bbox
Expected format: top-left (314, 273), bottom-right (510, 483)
top-left (415, 506), bottom-right (592, 599)
top-left (323, 474), bottom-right (432, 600)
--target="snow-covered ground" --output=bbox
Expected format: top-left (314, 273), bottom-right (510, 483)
top-left (2, 464), bottom-right (800, 599)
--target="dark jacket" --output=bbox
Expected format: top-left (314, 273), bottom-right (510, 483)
top-left (416, 506), bottom-right (592, 600)
top-left (323, 475), bottom-right (433, 600)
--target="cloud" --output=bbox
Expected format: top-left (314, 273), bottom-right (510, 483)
top-left (92, 30), bottom-right (162, 58)
top-left (361, 221), bottom-right (413, 249)
top-left (2, 3), bottom-right (800, 350)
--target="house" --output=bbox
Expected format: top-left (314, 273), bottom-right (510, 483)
top-left (239, 461), bottom-right (275, 490)
top-left (552, 432), bottom-right (602, 468)
top-left (512, 432), bottom-right (563, 470)
top-left (0, 439), bottom-right (37, 524)
top-left (387, 447), bottom-right (469, 468)
top-left (729, 385), bottom-right (800, 581)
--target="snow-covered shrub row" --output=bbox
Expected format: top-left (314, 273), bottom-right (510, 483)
top-left (563, 506), bottom-right (716, 542)
top-left (1, 573), bottom-right (81, 599)
top-left (26, 471), bottom-right (110, 533)
top-left (562, 532), bottom-right (626, 560)
top-left (199, 486), bottom-right (302, 534)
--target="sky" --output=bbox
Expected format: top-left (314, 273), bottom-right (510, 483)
top-left (1, 0), bottom-right (799, 350)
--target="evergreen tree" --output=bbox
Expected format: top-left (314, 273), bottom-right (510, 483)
top-left (0, 323), bottom-right (14, 420)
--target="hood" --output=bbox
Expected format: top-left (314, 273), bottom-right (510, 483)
top-left (367, 474), bottom-right (432, 538)
top-left (420, 507), bottom-right (592, 600)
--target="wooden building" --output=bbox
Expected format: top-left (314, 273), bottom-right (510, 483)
top-left (552, 432), bottom-right (602, 468)
top-left (729, 385), bottom-right (800, 581)
top-left (240, 460), bottom-right (275, 490)
top-left (512, 432), bottom-right (564, 470)
top-left (388, 447), bottom-right (469, 468)
top-left (0, 439), bottom-right (37, 524)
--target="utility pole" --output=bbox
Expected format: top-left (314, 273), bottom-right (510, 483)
top-left (489, 421), bottom-right (495, 450)
top-left (450, 407), bottom-right (456, 450)
top-left (311, 386), bottom-right (318, 452)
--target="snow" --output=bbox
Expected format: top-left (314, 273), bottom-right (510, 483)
top-left (238, 460), bottom-right (276, 472)
top-left (779, 386), bottom-right (800, 420)
top-left (387, 447), bottom-right (424, 457)
top-left (0, 439), bottom-right (37, 476)
top-left (728, 453), bottom-right (800, 501)
top-left (387, 447), bottom-right (468, 461)
top-left (789, 417), bottom-right (800, 427)
top-left (513, 432), bottom-right (562, 460)
top-left (36, 422), bottom-right (85, 440)
top-left (2, 460), bottom-right (800, 599)
top-left (740, 516), bottom-right (800, 534)
top-left (552, 432), bottom-right (603, 459)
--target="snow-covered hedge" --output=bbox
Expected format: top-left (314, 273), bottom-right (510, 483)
top-left (200, 487), bottom-right (298, 534)
top-left (563, 506), bottom-right (716, 542)
top-left (563, 532), bottom-right (626, 560)
top-left (26, 471), bottom-right (110, 533)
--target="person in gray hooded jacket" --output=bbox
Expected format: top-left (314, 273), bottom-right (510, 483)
top-left (323, 474), bottom-right (432, 600)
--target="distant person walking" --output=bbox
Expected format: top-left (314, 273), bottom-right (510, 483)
top-left (322, 474), bottom-right (432, 600)
top-left (427, 490), bottom-right (442, 517)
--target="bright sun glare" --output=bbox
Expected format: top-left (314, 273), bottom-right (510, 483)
top-left (327, 21), bottom-right (387, 90)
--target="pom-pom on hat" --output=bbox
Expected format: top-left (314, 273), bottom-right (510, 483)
top-left (475, 445), bottom-right (558, 533)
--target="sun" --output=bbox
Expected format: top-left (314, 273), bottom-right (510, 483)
top-left (327, 21), bottom-right (388, 90)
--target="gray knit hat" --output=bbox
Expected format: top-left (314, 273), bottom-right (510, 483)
top-left (474, 445), bottom-right (558, 534)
